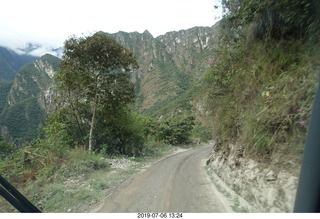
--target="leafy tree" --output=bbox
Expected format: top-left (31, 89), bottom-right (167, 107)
top-left (55, 32), bottom-right (138, 151)
top-left (150, 115), bottom-right (195, 145)
top-left (95, 109), bottom-right (145, 156)
top-left (221, 0), bottom-right (320, 40)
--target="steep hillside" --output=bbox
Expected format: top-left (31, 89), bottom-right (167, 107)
top-left (204, 0), bottom-right (320, 212)
top-left (109, 24), bottom-right (219, 117)
top-left (157, 26), bottom-right (219, 80)
top-left (0, 54), bottom-right (60, 140)
top-left (6, 54), bottom-right (60, 109)
top-left (0, 81), bottom-right (12, 113)
top-left (0, 24), bottom-right (219, 141)
top-left (0, 46), bottom-right (37, 81)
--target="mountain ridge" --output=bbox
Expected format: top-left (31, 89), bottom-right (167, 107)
top-left (0, 22), bottom-right (221, 140)
top-left (108, 22), bottom-right (220, 116)
top-left (0, 46), bottom-right (37, 81)
top-left (0, 54), bottom-right (61, 140)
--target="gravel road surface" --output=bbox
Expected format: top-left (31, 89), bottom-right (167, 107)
top-left (97, 145), bottom-right (230, 212)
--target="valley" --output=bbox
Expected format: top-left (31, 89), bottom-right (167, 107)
top-left (0, 24), bottom-right (220, 141)
top-left (1, 0), bottom-right (320, 213)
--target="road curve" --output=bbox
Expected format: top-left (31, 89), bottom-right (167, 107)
top-left (97, 145), bottom-right (228, 213)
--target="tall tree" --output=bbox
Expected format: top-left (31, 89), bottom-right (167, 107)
top-left (56, 32), bottom-right (138, 151)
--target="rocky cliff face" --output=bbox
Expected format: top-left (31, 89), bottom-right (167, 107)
top-left (206, 142), bottom-right (300, 212)
top-left (0, 54), bottom-right (60, 140)
top-left (157, 26), bottom-right (219, 79)
top-left (7, 54), bottom-right (60, 110)
top-left (0, 23), bottom-right (220, 140)
top-left (109, 23), bottom-right (220, 116)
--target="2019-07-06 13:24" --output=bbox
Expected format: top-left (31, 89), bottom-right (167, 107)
top-left (137, 213), bottom-right (183, 218)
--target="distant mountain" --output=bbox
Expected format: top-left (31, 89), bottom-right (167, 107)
top-left (109, 23), bottom-right (220, 116)
top-left (0, 54), bottom-right (60, 140)
top-left (0, 46), bottom-right (37, 81)
top-left (0, 23), bottom-right (220, 141)
top-left (0, 80), bottom-right (12, 113)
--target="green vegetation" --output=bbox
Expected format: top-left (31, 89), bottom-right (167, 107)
top-left (1, 2), bottom-right (318, 209)
top-left (204, 0), bottom-right (320, 157)
top-left (192, 122), bottom-right (212, 143)
top-left (0, 130), bottom-right (176, 212)
top-left (0, 134), bottom-right (11, 159)
top-left (143, 91), bottom-right (193, 117)
top-left (146, 115), bottom-right (195, 145)
top-left (53, 32), bottom-right (140, 153)
top-left (0, 27), bottom-right (216, 212)
top-left (0, 142), bottom-right (113, 212)
top-left (0, 46), bottom-right (37, 81)
top-left (0, 32), bottom-right (200, 210)
top-left (1, 98), bottom-right (45, 140)
top-left (8, 54), bottom-right (60, 104)
top-left (0, 80), bottom-right (12, 113)
top-left (0, 54), bottom-right (61, 140)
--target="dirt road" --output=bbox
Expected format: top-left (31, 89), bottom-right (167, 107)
top-left (97, 145), bottom-right (231, 212)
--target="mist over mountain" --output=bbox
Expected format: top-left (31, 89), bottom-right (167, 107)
top-left (0, 42), bottom-right (63, 58)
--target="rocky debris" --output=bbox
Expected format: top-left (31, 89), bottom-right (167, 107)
top-left (107, 158), bottom-right (136, 169)
top-left (64, 175), bottom-right (90, 192)
top-left (207, 143), bottom-right (300, 212)
top-left (265, 171), bottom-right (277, 182)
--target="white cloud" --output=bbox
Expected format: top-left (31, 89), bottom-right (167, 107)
top-left (0, 0), bottom-right (222, 56)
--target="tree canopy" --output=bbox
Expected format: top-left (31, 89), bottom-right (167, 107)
top-left (221, 0), bottom-right (320, 41)
top-left (54, 32), bottom-right (139, 151)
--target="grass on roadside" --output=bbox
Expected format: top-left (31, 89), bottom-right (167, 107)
top-left (0, 141), bottom-right (181, 212)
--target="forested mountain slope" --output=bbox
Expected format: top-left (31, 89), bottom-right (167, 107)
top-left (0, 46), bottom-right (37, 81)
top-left (204, 0), bottom-right (320, 212)
top-left (0, 24), bottom-right (220, 141)
top-left (109, 24), bottom-right (220, 116)
top-left (0, 54), bottom-right (60, 140)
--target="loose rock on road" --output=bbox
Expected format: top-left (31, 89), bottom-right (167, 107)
top-left (97, 145), bottom-right (231, 212)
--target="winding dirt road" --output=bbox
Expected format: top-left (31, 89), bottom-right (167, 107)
top-left (97, 145), bottom-right (230, 213)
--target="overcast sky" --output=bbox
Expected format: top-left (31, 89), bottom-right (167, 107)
top-left (0, 0), bottom-right (222, 56)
